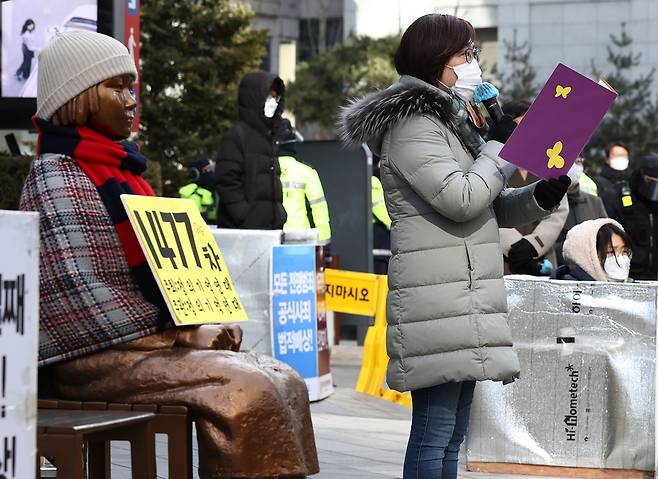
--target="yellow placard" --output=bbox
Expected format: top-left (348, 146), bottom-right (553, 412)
top-left (121, 195), bottom-right (247, 325)
top-left (324, 268), bottom-right (379, 316)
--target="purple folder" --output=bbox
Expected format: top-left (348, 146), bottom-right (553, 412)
top-left (499, 63), bottom-right (617, 180)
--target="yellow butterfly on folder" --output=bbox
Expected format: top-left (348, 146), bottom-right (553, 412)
top-left (555, 85), bottom-right (572, 99)
top-left (546, 141), bottom-right (565, 169)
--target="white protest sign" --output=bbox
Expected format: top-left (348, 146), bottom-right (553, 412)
top-left (0, 210), bottom-right (39, 479)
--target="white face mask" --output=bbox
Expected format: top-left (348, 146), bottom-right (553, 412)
top-left (609, 156), bottom-right (629, 171)
top-left (567, 163), bottom-right (584, 185)
top-left (447, 60), bottom-right (482, 102)
top-left (603, 254), bottom-right (631, 282)
top-left (264, 97), bottom-right (279, 118)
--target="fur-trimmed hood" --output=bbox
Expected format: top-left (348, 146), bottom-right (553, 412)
top-left (338, 75), bottom-right (457, 154)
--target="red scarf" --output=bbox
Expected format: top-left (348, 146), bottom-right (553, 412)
top-left (36, 118), bottom-right (167, 311)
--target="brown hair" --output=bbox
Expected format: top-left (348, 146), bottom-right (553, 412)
top-left (394, 14), bottom-right (475, 86)
top-left (51, 84), bottom-right (101, 126)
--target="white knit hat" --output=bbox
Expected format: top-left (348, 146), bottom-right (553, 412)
top-left (36, 30), bottom-right (137, 121)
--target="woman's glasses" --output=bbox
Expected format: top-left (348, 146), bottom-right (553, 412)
top-left (461, 46), bottom-right (480, 64)
top-left (607, 246), bottom-right (633, 258)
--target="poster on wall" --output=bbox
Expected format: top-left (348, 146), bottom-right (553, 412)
top-left (1, 0), bottom-right (98, 98)
top-left (0, 211), bottom-right (40, 479)
top-left (124, 0), bottom-right (140, 130)
top-left (271, 245), bottom-right (333, 401)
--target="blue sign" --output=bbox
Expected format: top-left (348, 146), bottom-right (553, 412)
top-left (271, 245), bottom-right (317, 379)
top-left (127, 0), bottom-right (138, 16)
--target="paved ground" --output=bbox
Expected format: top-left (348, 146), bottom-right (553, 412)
top-left (104, 344), bottom-right (568, 478)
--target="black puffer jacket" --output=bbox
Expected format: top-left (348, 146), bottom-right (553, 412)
top-left (593, 165), bottom-right (631, 224)
top-left (215, 72), bottom-right (286, 229)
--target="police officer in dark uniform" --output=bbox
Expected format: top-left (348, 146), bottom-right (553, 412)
top-left (593, 142), bottom-right (632, 221)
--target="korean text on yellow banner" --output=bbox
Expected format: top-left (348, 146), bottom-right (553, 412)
top-left (324, 268), bottom-right (379, 316)
top-left (121, 195), bottom-right (247, 325)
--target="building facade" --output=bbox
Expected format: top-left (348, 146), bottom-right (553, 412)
top-left (238, 0), bottom-right (344, 76)
top-left (345, 0), bottom-right (658, 91)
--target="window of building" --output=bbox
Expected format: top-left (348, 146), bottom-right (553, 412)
top-left (476, 27), bottom-right (498, 74)
top-left (298, 17), bottom-right (343, 62)
top-left (299, 19), bottom-right (319, 62)
top-left (326, 18), bottom-right (343, 50)
top-left (261, 36), bottom-right (272, 72)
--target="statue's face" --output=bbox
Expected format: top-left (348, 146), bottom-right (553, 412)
top-left (88, 74), bottom-right (136, 140)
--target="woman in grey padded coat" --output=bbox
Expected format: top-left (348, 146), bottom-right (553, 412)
top-left (339, 14), bottom-right (571, 479)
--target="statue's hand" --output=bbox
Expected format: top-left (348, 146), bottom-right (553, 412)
top-left (222, 323), bottom-right (243, 351)
top-left (176, 324), bottom-right (242, 351)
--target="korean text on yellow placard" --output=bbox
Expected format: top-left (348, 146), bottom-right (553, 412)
top-left (324, 268), bottom-right (379, 316)
top-left (121, 195), bottom-right (247, 325)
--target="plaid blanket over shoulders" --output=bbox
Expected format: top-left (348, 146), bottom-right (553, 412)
top-left (20, 153), bottom-right (171, 366)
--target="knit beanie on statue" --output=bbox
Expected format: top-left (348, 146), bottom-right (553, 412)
top-left (36, 30), bottom-right (137, 121)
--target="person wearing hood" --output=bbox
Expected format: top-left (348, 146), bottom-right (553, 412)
top-left (338, 13), bottom-right (570, 479)
top-left (215, 72), bottom-right (287, 229)
top-left (179, 156), bottom-right (218, 223)
top-left (555, 155), bottom-right (608, 265)
top-left (552, 218), bottom-right (632, 282)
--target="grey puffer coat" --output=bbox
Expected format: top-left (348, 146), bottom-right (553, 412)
top-left (339, 75), bottom-right (549, 391)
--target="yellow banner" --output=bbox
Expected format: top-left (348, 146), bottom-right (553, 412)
top-left (324, 268), bottom-right (379, 316)
top-left (121, 195), bottom-right (247, 325)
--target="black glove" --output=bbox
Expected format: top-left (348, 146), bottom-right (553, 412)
top-left (508, 258), bottom-right (542, 276)
top-left (507, 238), bottom-right (538, 266)
top-left (487, 114), bottom-right (517, 143)
top-left (533, 175), bottom-right (571, 211)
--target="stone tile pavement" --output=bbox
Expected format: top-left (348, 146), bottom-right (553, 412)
top-left (104, 345), bottom-right (569, 478)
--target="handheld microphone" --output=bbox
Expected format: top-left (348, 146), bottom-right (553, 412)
top-left (474, 82), bottom-right (504, 124)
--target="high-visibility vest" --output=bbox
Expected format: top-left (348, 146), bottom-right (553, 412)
top-left (278, 155), bottom-right (331, 241)
top-left (372, 176), bottom-right (391, 229)
top-left (179, 183), bottom-right (217, 222)
top-left (579, 173), bottom-right (598, 197)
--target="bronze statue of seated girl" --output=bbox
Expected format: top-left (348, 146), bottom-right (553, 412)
top-left (21, 30), bottom-right (318, 479)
